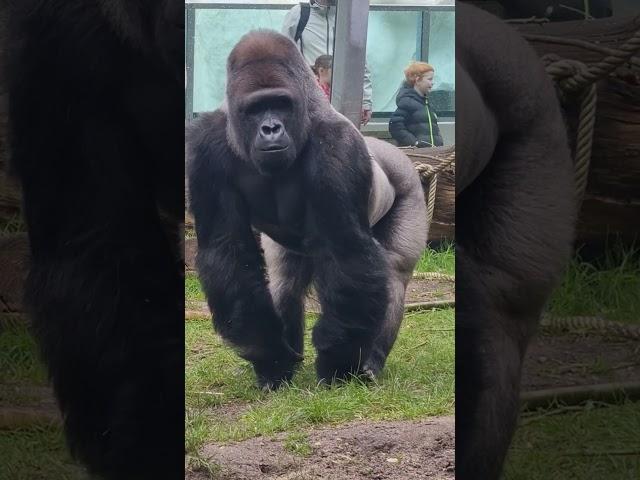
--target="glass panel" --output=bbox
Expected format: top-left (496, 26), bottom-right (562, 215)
top-left (366, 11), bottom-right (422, 113)
top-left (187, 3), bottom-right (455, 122)
top-left (426, 10), bottom-right (455, 115)
top-left (365, 9), bottom-right (455, 116)
top-left (192, 9), bottom-right (289, 114)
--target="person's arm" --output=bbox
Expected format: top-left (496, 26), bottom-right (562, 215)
top-left (388, 107), bottom-right (418, 146)
top-left (361, 60), bottom-right (373, 124)
top-left (281, 4), bottom-right (301, 40)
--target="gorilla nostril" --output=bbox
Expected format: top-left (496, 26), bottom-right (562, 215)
top-left (260, 121), bottom-right (284, 139)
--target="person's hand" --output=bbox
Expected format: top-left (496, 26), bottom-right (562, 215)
top-left (361, 109), bottom-right (372, 126)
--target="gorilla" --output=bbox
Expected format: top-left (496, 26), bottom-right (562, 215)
top-left (7, 1), bottom-right (184, 479)
top-left (456, 3), bottom-right (575, 479)
top-left (186, 30), bottom-right (427, 389)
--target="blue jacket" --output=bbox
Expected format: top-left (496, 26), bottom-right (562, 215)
top-left (389, 82), bottom-right (443, 147)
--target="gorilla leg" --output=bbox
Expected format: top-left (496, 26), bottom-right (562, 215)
top-left (361, 267), bottom-right (409, 377)
top-left (262, 234), bottom-right (313, 357)
top-left (363, 191), bottom-right (427, 376)
top-left (25, 219), bottom-right (183, 480)
top-left (456, 135), bottom-right (574, 479)
top-left (311, 238), bottom-right (390, 382)
top-left (456, 246), bottom-right (536, 479)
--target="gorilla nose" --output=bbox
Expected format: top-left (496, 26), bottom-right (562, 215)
top-left (259, 120), bottom-right (285, 142)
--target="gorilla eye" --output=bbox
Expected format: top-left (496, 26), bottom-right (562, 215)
top-left (245, 96), bottom-right (293, 115)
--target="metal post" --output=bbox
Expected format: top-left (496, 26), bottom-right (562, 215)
top-left (331, 0), bottom-right (370, 128)
top-left (421, 10), bottom-right (431, 62)
top-left (185, 7), bottom-right (196, 122)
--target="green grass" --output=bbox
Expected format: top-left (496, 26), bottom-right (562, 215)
top-left (0, 426), bottom-right (85, 480)
top-left (185, 272), bottom-right (205, 302)
top-left (0, 321), bottom-right (80, 479)
top-left (185, 307), bottom-right (454, 453)
top-left (548, 244), bottom-right (640, 324)
top-left (414, 241), bottom-right (455, 275)
top-left (0, 214), bottom-right (26, 233)
top-left (185, 246), bottom-right (455, 455)
top-left (504, 402), bottom-right (640, 479)
top-left (0, 320), bottom-right (47, 385)
top-left (508, 243), bottom-right (640, 478)
top-left (284, 431), bottom-right (313, 457)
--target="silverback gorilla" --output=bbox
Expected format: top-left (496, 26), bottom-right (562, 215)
top-left (7, 1), bottom-right (183, 479)
top-left (186, 30), bottom-right (427, 389)
top-left (456, 3), bottom-right (575, 479)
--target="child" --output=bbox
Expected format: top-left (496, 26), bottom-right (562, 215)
top-left (389, 62), bottom-right (443, 147)
top-left (311, 55), bottom-right (332, 100)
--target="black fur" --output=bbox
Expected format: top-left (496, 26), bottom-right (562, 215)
top-left (455, 4), bottom-right (576, 479)
top-left (187, 30), bottom-right (425, 389)
top-left (7, 1), bottom-right (184, 479)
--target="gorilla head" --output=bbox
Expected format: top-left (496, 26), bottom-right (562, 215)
top-left (224, 30), bottom-right (326, 176)
top-left (98, 0), bottom-right (183, 81)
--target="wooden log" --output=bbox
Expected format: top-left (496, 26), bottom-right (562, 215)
top-left (515, 15), bottom-right (640, 247)
top-left (0, 385), bottom-right (61, 429)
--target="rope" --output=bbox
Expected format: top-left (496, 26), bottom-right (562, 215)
top-left (573, 82), bottom-right (597, 205)
top-left (402, 147), bottom-right (455, 241)
top-left (543, 53), bottom-right (598, 206)
top-left (541, 314), bottom-right (640, 340)
top-left (540, 27), bottom-right (640, 92)
top-left (425, 172), bottom-right (437, 230)
top-left (412, 271), bottom-right (455, 282)
top-left (522, 33), bottom-right (640, 68)
top-left (532, 27), bottom-right (640, 207)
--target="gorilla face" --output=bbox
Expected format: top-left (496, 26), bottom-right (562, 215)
top-left (223, 31), bottom-right (320, 176)
top-left (240, 88), bottom-right (299, 176)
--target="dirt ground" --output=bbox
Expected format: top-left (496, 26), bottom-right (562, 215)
top-left (521, 330), bottom-right (640, 390)
top-left (405, 278), bottom-right (454, 304)
top-left (190, 417), bottom-right (455, 480)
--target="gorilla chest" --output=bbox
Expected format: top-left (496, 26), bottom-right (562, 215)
top-left (237, 175), bottom-right (307, 247)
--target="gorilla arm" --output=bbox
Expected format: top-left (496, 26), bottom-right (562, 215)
top-left (187, 112), bottom-right (301, 382)
top-left (303, 121), bottom-right (390, 380)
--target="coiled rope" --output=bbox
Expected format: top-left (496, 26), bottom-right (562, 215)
top-left (525, 25), bottom-right (640, 207)
top-left (402, 146), bottom-right (455, 233)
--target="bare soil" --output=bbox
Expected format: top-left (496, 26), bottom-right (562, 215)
top-left (521, 330), bottom-right (640, 391)
top-left (190, 417), bottom-right (455, 480)
top-left (405, 278), bottom-right (454, 304)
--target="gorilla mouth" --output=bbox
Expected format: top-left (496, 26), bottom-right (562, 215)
top-left (260, 145), bottom-right (289, 152)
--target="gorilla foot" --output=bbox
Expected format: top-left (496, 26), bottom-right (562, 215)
top-left (253, 356), bottom-right (301, 391)
top-left (360, 366), bottom-right (379, 382)
top-left (315, 347), bottom-right (371, 384)
top-left (361, 351), bottom-right (386, 380)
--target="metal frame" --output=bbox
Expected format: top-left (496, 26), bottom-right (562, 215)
top-left (185, 1), bottom-right (454, 8)
top-left (185, 8), bottom-right (196, 122)
top-left (331, 1), bottom-right (371, 126)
